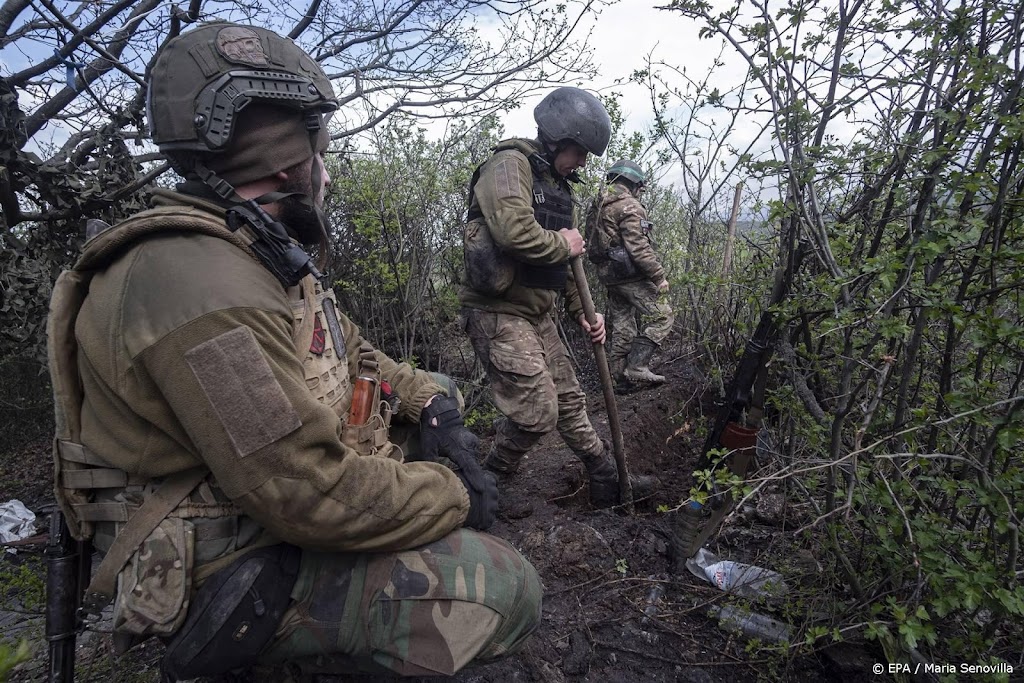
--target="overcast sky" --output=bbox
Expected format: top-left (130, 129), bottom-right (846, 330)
top-left (490, 1), bottom-right (738, 164)
top-left (3, 0), bottom-right (756, 206)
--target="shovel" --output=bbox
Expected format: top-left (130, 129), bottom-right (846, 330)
top-left (570, 257), bottom-right (633, 512)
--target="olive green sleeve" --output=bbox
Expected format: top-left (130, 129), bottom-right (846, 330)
top-left (136, 306), bottom-right (469, 553)
top-left (334, 309), bottom-right (443, 423)
top-left (475, 149), bottom-right (572, 265)
top-left (376, 352), bottom-right (445, 423)
top-left (619, 199), bottom-right (666, 283)
top-left (564, 252), bottom-right (584, 321)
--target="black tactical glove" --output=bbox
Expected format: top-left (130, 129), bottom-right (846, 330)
top-left (419, 395), bottom-right (497, 530)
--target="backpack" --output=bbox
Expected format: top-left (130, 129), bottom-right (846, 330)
top-left (584, 190), bottom-right (610, 264)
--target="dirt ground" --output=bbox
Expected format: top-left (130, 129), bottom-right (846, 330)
top-left (0, 350), bottom-right (879, 682)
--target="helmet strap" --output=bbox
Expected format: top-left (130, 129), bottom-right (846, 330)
top-left (305, 119), bottom-right (331, 271)
top-left (537, 131), bottom-right (561, 166)
top-left (192, 162), bottom-right (323, 287)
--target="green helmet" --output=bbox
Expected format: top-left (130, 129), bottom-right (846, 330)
top-left (148, 23), bottom-right (338, 157)
top-left (607, 159), bottom-right (645, 186)
top-left (534, 87), bottom-right (611, 156)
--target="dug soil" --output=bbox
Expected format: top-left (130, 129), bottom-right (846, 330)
top-left (1, 350), bottom-right (870, 682)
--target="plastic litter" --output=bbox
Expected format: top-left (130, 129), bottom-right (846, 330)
top-left (710, 604), bottom-right (792, 643)
top-left (639, 578), bottom-right (665, 627)
top-left (686, 547), bottom-right (789, 599)
top-left (0, 499), bottom-right (37, 552)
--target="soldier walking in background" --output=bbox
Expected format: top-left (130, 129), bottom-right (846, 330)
top-left (590, 159), bottom-right (675, 390)
top-left (459, 88), bottom-right (651, 508)
top-left (47, 22), bottom-right (539, 680)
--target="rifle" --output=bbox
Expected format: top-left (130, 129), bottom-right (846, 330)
top-left (668, 211), bottom-right (801, 571)
top-left (45, 509), bottom-right (92, 683)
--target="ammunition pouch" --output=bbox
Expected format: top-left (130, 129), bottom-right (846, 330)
top-left (339, 341), bottom-right (399, 459)
top-left (463, 218), bottom-right (516, 297)
top-left (587, 244), bottom-right (610, 264)
top-left (112, 517), bottom-right (194, 637)
top-left (162, 544), bottom-right (301, 680)
top-left (607, 245), bottom-right (639, 280)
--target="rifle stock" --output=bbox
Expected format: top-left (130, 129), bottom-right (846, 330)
top-left (45, 509), bottom-right (91, 683)
top-left (668, 211), bottom-right (800, 571)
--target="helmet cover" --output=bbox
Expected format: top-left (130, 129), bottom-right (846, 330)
top-left (533, 87), bottom-right (611, 156)
top-left (606, 159), bottom-right (645, 186)
top-left (148, 23), bottom-right (338, 155)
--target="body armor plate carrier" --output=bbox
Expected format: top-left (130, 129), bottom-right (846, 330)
top-left (467, 141), bottom-right (573, 290)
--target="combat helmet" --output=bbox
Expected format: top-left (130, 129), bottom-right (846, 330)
top-left (148, 22), bottom-right (337, 164)
top-left (533, 87), bottom-right (611, 157)
top-left (147, 23), bottom-right (339, 286)
top-left (607, 159), bottom-right (645, 187)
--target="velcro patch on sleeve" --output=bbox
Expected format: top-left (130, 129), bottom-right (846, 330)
top-left (185, 326), bottom-right (302, 458)
top-left (493, 158), bottom-right (521, 199)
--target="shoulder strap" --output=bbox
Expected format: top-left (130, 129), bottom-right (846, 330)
top-left (75, 205), bottom-right (256, 273)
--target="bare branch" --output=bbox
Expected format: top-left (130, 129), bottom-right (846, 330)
top-left (23, 0), bottom-right (160, 139)
top-left (288, 0), bottom-right (324, 39)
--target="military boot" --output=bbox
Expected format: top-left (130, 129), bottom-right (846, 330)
top-left (578, 443), bottom-right (660, 508)
top-left (622, 337), bottom-right (666, 385)
top-left (482, 444), bottom-right (524, 478)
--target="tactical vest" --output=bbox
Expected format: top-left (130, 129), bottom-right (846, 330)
top-left (292, 276), bottom-right (395, 459)
top-left (47, 201), bottom-right (393, 640)
top-left (466, 139), bottom-right (573, 290)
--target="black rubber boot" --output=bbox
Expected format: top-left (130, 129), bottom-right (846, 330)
top-left (623, 337), bottom-right (666, 384)
top-left (579, 443), bottom-right (659, 508)
top-left (584, 456), bottom-right (620, 508)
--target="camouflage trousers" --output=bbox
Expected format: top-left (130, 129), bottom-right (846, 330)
top-left (259, 528), bottom-right (542, 676)
top-left (461, 308), bottom-right (603, 460)
top-left (606, 280), bottom-right (675, 362)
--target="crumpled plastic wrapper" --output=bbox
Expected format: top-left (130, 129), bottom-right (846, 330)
top-left (0, 499), bottom-right (37, 552)
top-left (686, 546), bottom-right (789, 599)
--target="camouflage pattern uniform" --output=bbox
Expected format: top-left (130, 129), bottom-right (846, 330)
top-left (458, 138), bottom-right (608, 478)
top-left (50, 188), bottom-right (540, 674)
top-left (263, 529), bottom-right (541, 675)
top-left (594, 181), bottom-right (675, 370)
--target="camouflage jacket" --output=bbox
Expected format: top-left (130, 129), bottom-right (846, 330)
top-left (595, 182), bottom-right (666, 285)
top-left (458, 138), bottom-right (584, 322)
top-left (69, 189), bottom-right (469, 555)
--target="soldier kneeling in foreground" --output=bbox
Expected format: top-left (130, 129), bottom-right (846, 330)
top-left (47, 22), bottom-right (539, 680)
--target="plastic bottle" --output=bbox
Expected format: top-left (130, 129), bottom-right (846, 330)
top-left (709, 605), bottom-right (792, 643)
top-left (685, 547), bottom-right (789, 599)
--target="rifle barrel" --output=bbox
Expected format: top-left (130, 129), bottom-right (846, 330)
top-left (45, 511), bottom-right (85, 683)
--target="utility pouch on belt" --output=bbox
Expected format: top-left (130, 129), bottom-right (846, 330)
top-left (340, 341), bottom-right (396, 458)
top-left (161, 544), bottom-right (300, 680)
top-left (607, 245), bottom-right (639, 280)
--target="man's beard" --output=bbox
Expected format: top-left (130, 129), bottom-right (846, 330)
top-left (278, 163), bottom-right (329, 246)
top-left (279, 195), bottom-right (327, 245)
